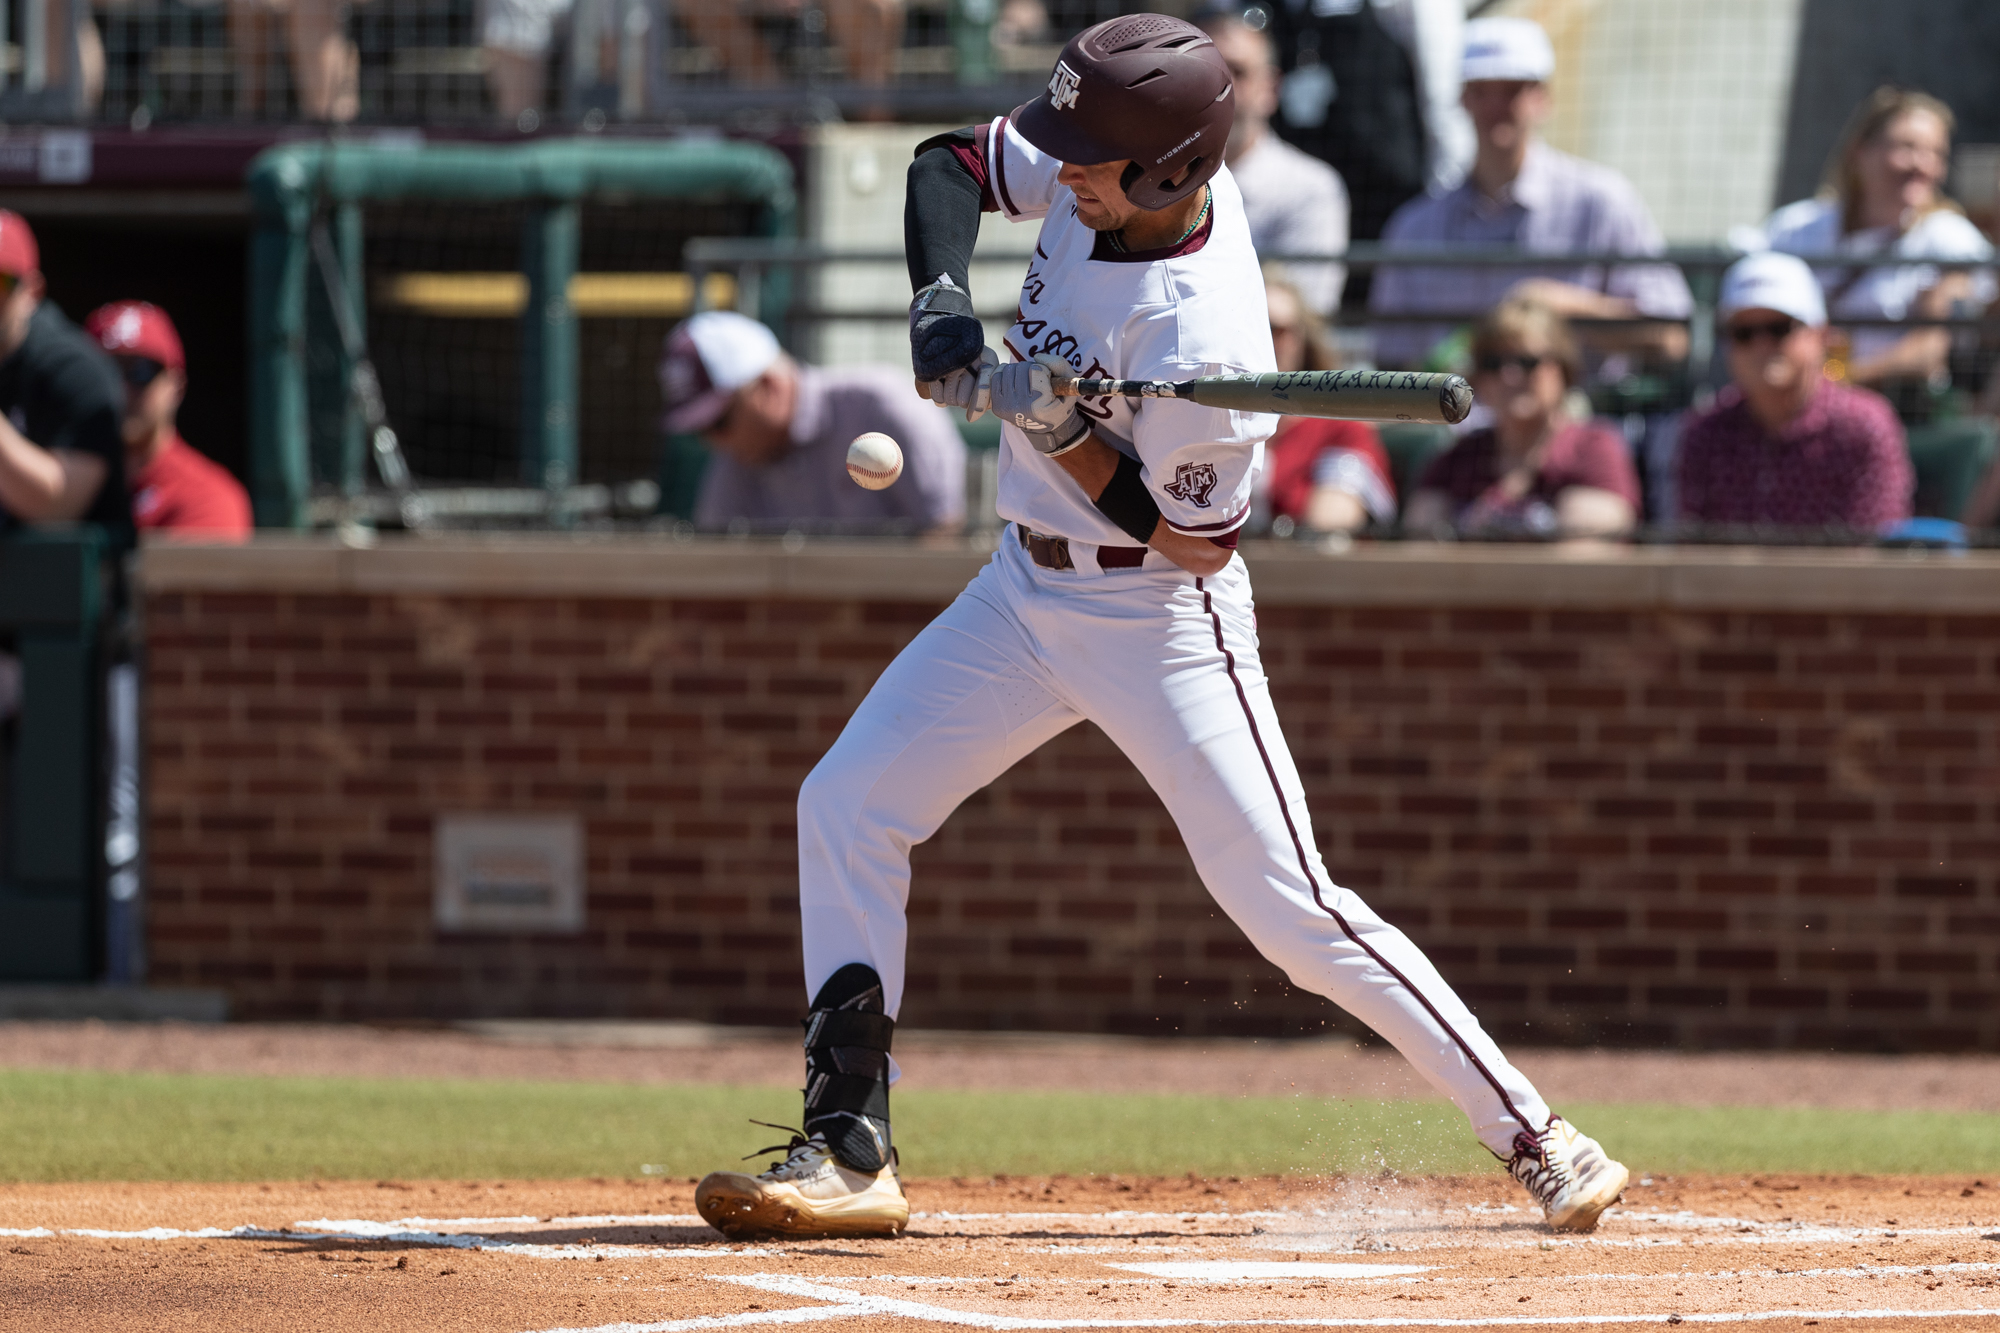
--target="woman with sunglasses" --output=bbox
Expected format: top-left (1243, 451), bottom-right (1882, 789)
top-left (1401, 299), bottom-right (1638, 539)
top-left (1259, 267), bottom-right (1393, 534)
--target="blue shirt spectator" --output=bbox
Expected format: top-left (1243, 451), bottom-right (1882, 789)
top-left (1369, 17), bottom-right (1691, 371)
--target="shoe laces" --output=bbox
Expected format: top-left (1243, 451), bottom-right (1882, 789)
top-left (1507, 1121), bottom-right (1576, 1207)
top-left (742, 1120), bottom-right (829, 1180)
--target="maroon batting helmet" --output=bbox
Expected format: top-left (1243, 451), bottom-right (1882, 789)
top-left (1011, 13), bottom-right (1234, 213)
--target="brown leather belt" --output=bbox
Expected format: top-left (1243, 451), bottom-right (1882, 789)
top-left (1016, 524), bottom-right (1148, 572)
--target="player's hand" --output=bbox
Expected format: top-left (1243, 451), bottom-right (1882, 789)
top-left (918, 345), bottom-right (996, 422)
top-left (910, 277), bottom-right (989, 416)
top-left (991, 354), bottom-right (1090, 456)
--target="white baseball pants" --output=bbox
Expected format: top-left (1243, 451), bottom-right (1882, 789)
top-left (797, 534), bottom-right (1552, 1158)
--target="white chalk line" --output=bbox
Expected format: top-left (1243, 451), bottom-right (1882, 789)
top-left (1, 1220), bottom-right (774, 1261)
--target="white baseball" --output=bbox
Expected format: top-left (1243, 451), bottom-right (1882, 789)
top-left (846, 432), bottom-right (903, 490)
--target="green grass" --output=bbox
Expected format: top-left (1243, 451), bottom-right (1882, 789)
top-left (3, 1069), bottom-right (1996, 1182)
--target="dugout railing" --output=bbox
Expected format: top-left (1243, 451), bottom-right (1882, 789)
top-left (246, 134), bottom-right (796, 530)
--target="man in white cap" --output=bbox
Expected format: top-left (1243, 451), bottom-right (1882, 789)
top-left (661, 311), bottom-right (967, 533)
top-left (1677, 251), bottom-right (1910, 532)
top-left (1369, 15), bottom-right (1691, 371)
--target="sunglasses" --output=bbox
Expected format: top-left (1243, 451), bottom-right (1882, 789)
top-left (1727, 317), bottom-right (1801, 347)
top-left (1475, 352), bottom-right (1546, 375)
top-left (118, 356), bottom-right (166, 390)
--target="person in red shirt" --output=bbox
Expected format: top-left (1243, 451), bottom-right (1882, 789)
top-left (84, 300), bottom-right (251, 540)
top-left (1261, 268), bottom-right (1394, 533)
top-left (1403, 299), bottom-right (1639, 539)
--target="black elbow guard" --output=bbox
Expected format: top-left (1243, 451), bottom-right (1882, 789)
top-left (1093, 452), bottom-right (1162, 545)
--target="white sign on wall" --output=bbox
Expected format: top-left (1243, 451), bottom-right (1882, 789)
top-left (434, 813), bottom-right (584, 934)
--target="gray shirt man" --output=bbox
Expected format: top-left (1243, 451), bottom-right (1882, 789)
top-left (1368, 140), bottom-right (1691, 369)
top-left (695, 364), bottom-right (967, 531)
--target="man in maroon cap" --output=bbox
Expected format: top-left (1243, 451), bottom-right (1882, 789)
top-left (86, 300), bottom-right (250, 540)
top-left (0, 210), bottom-right (130, 542)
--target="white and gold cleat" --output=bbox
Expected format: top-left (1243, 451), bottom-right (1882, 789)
top-left (696, 1133), bottom-right (908, 1240)
top-left (1507, 1115), bottom-right (1630, 1232)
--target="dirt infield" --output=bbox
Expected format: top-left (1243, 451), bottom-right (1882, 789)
top-left (4, 1173), bottom-right (1999, 1331)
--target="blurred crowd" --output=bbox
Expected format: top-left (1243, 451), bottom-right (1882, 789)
top-left (3, 10), bottom-right (1997, 549)
top-left (645, 13), bottom-right (1999, 546)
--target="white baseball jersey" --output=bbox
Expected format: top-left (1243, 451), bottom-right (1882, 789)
top-left (788, 116), bottom-right (1572, 1169)
top-left (974, 114), bottom-right (1278, 550)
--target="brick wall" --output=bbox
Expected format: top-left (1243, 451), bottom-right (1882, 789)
top-left (141, 544), bottom-right (2000, 1049)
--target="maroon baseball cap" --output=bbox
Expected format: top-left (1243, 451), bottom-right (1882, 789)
top-left (0, 210), bottom-right (38, 279)
top-left (86, 300), bottom-right (186, 370)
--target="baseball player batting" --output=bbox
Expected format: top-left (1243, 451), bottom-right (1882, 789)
top-left (696, 15), bottom-right (1628, 1241)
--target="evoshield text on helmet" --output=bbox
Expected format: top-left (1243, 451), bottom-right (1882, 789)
top-left (1011, 14), bottom-right (1235, 212)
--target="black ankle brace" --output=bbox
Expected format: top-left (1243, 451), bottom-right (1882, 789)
top-left (802, 964), bottom-right (894, 1172)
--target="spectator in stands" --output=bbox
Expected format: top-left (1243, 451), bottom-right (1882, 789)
top-left (85, 301), bottom-right (251, 541)
top-left (230, 0), bottom-right (358, 122)
top-left (1761, 86), bottom-right (1995, 401)
top-left (1369, 16), bottom-right (1691, 373)
top-left (482, 0), bottom-right (564, 123)
top-left (677, 0), bottom-right (906, 96)
top-left (1677, 253), bottom-right (1911, 534)
top-left (1260, 268), bottom-right (1392, 533)
top-left (481, 0), bottom-right (631, 125)
top-left (1195, 10), bottom-right (1348, 316)
top-left (0, 212), bottom-right (129, 544)
top-left (662, 310), bottom-right (964, 533)
top-left (1402, 299), bottom-right (1637, 540)
top-left (1258, 0), bottom-right (1471, 243)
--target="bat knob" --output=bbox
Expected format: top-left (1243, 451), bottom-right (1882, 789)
top-left (1440, 375), bottom-right (1474, 426)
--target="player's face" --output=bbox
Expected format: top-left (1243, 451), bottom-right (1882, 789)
top-left (1462, 80), bottom-right (1548, 154)
top-left (1057, 159), bottom-right (1143, 232)
top-left (117, 358), bottom-right (184, 450)
top-left (701, 365), bottom-right (796, 467)
top-left (1210, 24), bottom-right (1276, 136)
top-left (1855, 109), bottom-right (1949, 220)
top-left (0, 269), bottom-right (40, 360)
top-left (1724, 307), bottom-right (1825, 400)
top-left (1472, 339), bottom-right (1566, 426)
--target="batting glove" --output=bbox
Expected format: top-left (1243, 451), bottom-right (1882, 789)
top-left (910, 276), bottom-right (990, 419)
top-left (991, 354), bottom-right (1091, 456)
top-left (919, 345), bottom-right (996, 422)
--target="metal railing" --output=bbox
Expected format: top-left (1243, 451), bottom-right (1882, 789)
top-left (685, 238), bottom-right (2000, 390)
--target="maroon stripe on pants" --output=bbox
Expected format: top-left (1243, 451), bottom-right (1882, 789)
top-left (1195, 578), bottom-right (1534, 1140)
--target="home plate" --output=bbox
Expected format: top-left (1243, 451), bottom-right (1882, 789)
top-left (1109, 1261), bottom-right (1430, 1280)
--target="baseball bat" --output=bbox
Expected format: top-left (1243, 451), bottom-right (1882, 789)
top-left (1054, 369), bottom-right (1473, 426)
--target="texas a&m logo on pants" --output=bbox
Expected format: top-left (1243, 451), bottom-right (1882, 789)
top-left (1163, 461), bottom-right (1218, 508)
top-left (1048, 60), bottom-right (1082, 111)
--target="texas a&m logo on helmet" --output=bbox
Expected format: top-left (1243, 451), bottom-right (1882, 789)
top-left (1047, 60), bottom-right (1082, 111)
